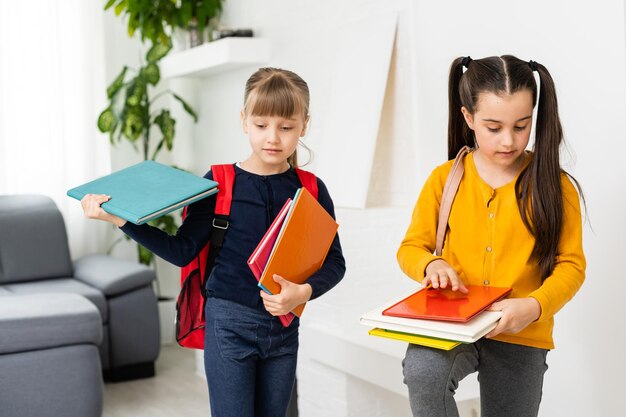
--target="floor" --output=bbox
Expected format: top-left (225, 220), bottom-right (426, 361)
top-left (103, 344), bottom-right (210, 417)
top-left (103, 345), bottom-right (478, 417)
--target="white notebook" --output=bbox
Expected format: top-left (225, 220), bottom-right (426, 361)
top-left (360, 290), bottom-right (503, 343)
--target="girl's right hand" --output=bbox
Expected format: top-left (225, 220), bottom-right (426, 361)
top-left (423, 259), bottom-right (468, 293)
top-left (81, 194), bottom-right (127, 227)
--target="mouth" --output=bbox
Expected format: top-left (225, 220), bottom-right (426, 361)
top-left (498, 151), bottom-right (516, 156)
top-left (263, 148), bottom-right (282, 154)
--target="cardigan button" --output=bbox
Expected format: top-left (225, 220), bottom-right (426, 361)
top-left (483, 280), bottom-right (490, 285)
top-left (486, 246), bottom-right (492, 252)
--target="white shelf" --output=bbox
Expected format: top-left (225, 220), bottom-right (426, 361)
top-left (160, 37), bottom-right (271, 79)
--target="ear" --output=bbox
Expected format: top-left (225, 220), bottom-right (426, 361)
top-left (240, 110), bottom-right (248, 134)
top-left (300, 115), bottom-right (310, 137)
top-left (461, 106), bottom-right (475, 130)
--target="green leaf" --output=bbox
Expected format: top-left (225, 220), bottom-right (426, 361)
top-left (137, 244), bottom-right (153, 266)
top-left (179, 3), bottom-right (193, 28)
top-left (125, 78), bottom-right (146, 107)
top-left (106, 66), bottom-right (128, 99)
top-left (97, 108), bottom-right (117, 133)
top-left (141, 63), bottom-right (160, 85)
top-left (123, 107), bottom-right (144, 142)
top-left (149, 214), bottom-right (178, 235)
top-left (104, 0), bottom-right (117, 11)
top-left (172, 93), bottom-right (198, 122)
top-left (114, 0), bottom-right (128, 16)
top-left (196, 9), bottom-right (206, 33)
top-left (146, 42), bottom-right (172, 63)
top-left (154, 110), bottom-right (175, 150)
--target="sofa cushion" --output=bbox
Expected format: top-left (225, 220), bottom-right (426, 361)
top-left (5, 279), bottom-right (108, 323)
top-left (0, 293), bottom-right (101, 354)
top-left (73, 254), bottom-right (155, 296)
top-left (0, 195), bottom-right (73, 283)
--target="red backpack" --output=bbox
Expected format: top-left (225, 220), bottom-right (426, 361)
top-left (176, 164), bottom-right (319, 349)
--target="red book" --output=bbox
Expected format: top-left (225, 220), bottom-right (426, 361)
top-left (382, 285), bottom-right (511, 323)
top-left (248, 198), bottom-right (292, 279)
top-left (247, 198), bottom-right (296, 327)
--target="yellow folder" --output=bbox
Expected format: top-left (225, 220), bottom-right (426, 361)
top-left (368, 328), bottom-right (461, 351)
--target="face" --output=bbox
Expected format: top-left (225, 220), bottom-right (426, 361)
top-left (241, 111), bottom-right (308, 173)
top-left (461, 90), bottom-right (533, 170)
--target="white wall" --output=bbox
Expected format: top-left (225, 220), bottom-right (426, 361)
top-left (103, 0), bottom-right (626, 415)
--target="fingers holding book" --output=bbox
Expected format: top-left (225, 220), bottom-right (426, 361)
top-left (259, 274), bottom-right (312, 317)
top-left (81, 194), bottom-right (127, 227)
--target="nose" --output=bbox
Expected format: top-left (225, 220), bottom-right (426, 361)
top-left (267, 127), bottom-right (281, 143)
top-left (501, 129), bottom-right (514, 147)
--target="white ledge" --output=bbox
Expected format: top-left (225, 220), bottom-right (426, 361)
top-left (299, 324), bottom-right (480, 401)
top-left (160, 37), bottom-right (271, 79)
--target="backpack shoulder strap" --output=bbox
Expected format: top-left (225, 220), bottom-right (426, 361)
top-left (180, 164), bottom-right (235, 285)
top-left (211, 164), bottom-right (235, 216)
top-left (295, 167), bottom-right (318, 200)
top-left (435, 146), bottom-right (470, 256)
top-left (209, 164), bottom-right (236, 247)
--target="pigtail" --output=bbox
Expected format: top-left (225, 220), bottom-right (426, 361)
top-left (287, 151), bottom-right (298, 168)
top-left (447, 57), bottom-right (473, 159)
top-left (516, 62), bottom-right (564, 279)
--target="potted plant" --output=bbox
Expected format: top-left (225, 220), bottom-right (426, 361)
top-left (101, 0), bottom-right (217, 345)
top-left (105, 0), bottom-right (225, 48)
top-left (97, 42), bottom-right (197, 267)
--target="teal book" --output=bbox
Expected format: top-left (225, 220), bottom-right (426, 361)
top-left (67, 160), bottom-right (218, 225)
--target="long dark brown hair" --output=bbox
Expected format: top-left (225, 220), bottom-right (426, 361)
top-left (448, 55), bottom-right (581, 279)
top-left (243, 67), bottom-right (310, 167)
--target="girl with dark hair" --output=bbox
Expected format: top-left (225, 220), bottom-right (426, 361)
top-left (81, 67), bottom-right (346, 417)
top-left (397, 55), bottom-right (585, 417)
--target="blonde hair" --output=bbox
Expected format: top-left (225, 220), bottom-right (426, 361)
top-left (243, 68), bottom-right (310, 167)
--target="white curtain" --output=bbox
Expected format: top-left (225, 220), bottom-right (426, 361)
top-left (0, 1), bottom-right (112, 258)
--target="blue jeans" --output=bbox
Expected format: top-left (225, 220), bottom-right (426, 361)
top-left (204, 297), bottom-right (299, 417)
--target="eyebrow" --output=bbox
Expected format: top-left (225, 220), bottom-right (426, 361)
top-left (482, 115), bottom-right (532, 123)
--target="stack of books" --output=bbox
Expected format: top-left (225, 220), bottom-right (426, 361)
top-left (360, 285), bottom-right (511, 350)
top-left (247, 187), bottom-right (338, 326)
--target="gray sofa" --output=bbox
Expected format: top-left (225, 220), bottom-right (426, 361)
top-left (0, 194), bottom-right (161, 382)
top-left (0, 293), bottom-right (103, 417)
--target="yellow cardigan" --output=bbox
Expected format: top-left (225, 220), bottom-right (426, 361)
top-left (397, 152), bottom-right (585, 349)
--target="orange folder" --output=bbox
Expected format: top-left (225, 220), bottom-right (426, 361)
top-left (382, 285), bottom-right (511, 323)
top-left (247, 198), bottom-right (296, 327)
top-left (258, 187), bottom-right (338, 318)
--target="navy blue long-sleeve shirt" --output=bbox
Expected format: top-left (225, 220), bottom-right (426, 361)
top-left (121, 164), bottom-right (346, 317)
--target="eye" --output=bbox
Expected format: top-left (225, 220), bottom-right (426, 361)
top-left (487, 127), bottom-right (500, 133)
top-left (514, 125), bottom-right (528, 132)
top-left (281, 126), bottom-right (294, 131)
top-left (255, 124), bottom-right (266, 129)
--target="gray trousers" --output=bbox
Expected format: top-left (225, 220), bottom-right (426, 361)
top-left (402, 338), bottom-right (548, 417)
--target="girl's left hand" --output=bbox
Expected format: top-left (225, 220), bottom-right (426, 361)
top-left (485, 297), bottom-right (542, 338)
top-left (260, 275), bottom-right (313, 316)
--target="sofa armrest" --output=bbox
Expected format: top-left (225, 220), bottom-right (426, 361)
top-left (74, 254), bottom-right (155, 297)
